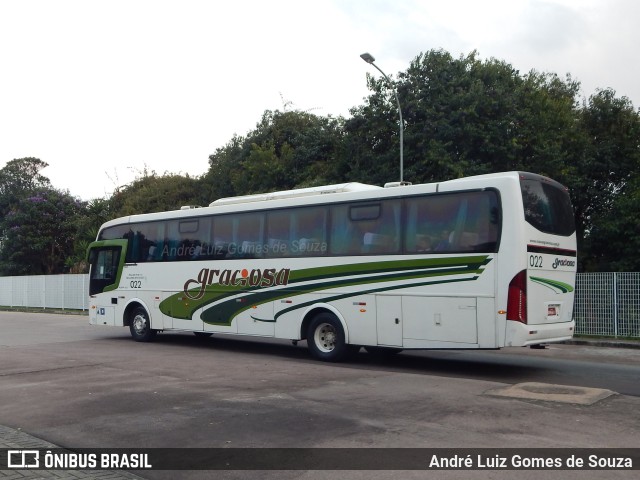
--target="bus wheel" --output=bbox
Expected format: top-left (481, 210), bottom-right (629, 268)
top-left (307, 313), bottom-right (350, 362)
top-left (129, 307), bottom-right (156, 342)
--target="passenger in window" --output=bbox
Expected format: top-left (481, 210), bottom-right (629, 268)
top-left (435, 230), bottom-right (451, 251)
top-left (191, 241), bottom-right (203, 260)
top-left (415, 235), bottom-right (433, 253)
top-left (146, 243), bottom-right (158, 261)
top-left (355, 219), bottom-right (380, 254)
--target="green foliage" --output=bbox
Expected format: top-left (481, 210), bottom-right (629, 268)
top-left (345, 50), bottom-right (582, 184)
top-left (109, 169), bottom-right (208, 217)
top-left (570, 90), bottom-right (640, 270)
top-left (0, 188), bottom-right (85, 275)
top-left (586, 174), bottom-right (640, 271)
top-left (65, 197), bottom-right (113, 273)
top-left (0, 157), bottom-right (51, 219)
top-left (0, 158), bottom-right (109, 275)
top-left (339, 50), bottom-right (639, 271)
top-left (0, 158), bottom-right (51, 197)
top-left (204, 110), bottom-right (344, 200)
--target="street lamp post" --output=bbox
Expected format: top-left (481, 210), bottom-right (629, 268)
top-left (360, 52), bottom-right (405, 184)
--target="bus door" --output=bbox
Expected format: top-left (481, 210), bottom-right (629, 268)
top-left (87, 240), bottom-right (127, 325)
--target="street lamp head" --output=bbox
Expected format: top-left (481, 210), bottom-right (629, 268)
top-left (360, 52), bottom-right (375, 64)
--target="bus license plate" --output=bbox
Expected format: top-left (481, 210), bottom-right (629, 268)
top-left (547, 304), bottom-right (560, 320)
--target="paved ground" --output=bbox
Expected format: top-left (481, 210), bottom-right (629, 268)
top-left (1, 312), bottom-right (639, 479)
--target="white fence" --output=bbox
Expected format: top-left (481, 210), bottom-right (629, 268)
top-left (0, 274), bottom-right (88, 311)
top-left (0, 273), bottom-right (639, 338)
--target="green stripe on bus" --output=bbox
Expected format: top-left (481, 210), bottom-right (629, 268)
top-left (158, 255), bottom-right (492, 324)
top-left (203, 267), bottom-right (486, 325)
top-left (530, 276), bottom-right (574, 293)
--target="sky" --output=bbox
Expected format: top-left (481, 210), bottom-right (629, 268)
top-left (1, 0), bottom-right (638, 201)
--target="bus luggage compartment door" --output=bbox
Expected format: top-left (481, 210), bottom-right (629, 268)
top-left (376, 295), bottom-right (402, 347)
top-left (402, 296), bottom-right (478, 346)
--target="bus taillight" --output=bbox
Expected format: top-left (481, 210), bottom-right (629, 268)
top-left (507, 270), bottom-right (527, 324)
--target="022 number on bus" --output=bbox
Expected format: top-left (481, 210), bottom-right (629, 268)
top-left (529, 255), bottom-right (543, 268)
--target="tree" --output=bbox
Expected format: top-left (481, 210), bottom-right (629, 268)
top-left (203, 110), bottom-right (344, 199)
top-left (570, 90), bottom-right (640, 270)
top-left (0, 157), bottom-right (51, 219)
top-left (0, 188), bottom-right (85, 275)
top-left (586, 174), bottom-right (640, 271)
top-left (0, 157), bottom-right (51, 198)
top-left (345, 50), bottom-right (581, 185)
top-left (109, 170), bottom-right (208, 217)
top-left (65, 197), bottom-right (113, 273)
top-left (244, 110), bottom-right (344, 188)
top-left (0, 158), bottom-right (58, 274)
top-left (204, 134), bottom-right (247, 200)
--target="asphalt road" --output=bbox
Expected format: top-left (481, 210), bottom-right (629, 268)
top-left (1, 311), bottom-right (639, 480)
top-left (369, 344), bottom-right (640, 397)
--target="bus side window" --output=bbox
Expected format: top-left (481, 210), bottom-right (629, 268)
top-left (290, 206), bottom-right (328, 257)
top-left (406, 191), bottom-right (500, 254)
top-left (137, 223), bottom-right (163, 262)
top-left (329, 204), bottom-right (352, 255)
top-left (405, 196), bottom-right (445, 253)
top-left (330, 201), bottom-right (400, 255)
top-left (266, 210), bottom-right (292, 257)
top-left (212, 215), bottom-right (233, 259)
top-left (363, 200), bottom-right (401, 254)
top-left (237, 212), bottom-right (264, 258)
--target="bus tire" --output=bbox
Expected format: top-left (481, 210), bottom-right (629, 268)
top-left (129, 307), bottom-right (156, 342)
top-left (307, 313), bottom-right (351, 362)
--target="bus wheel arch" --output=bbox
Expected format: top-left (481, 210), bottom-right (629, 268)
top-left (304, 309), bottom-right (355, 362)
top-left (300, 306), bottom-right (349, 343)
top-left (126, 302), bottom-right (156, 342)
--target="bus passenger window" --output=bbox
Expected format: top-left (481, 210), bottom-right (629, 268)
top-left (213, 212), bottom-right (264, 259)
top-left (404, 191), bottom-right (500, 254)
top-left (330, 200), bottom-right (400, 255)
top-left (266, 210), bottom-right (292, 257)
top-left (289, 206), bottom-right (328, 257)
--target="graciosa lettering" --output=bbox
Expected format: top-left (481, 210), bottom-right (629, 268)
top-left (183, 267), bottom-right (291, 300)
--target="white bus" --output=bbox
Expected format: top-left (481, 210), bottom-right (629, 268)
top-left (87, 171), bottom-right (577, 361)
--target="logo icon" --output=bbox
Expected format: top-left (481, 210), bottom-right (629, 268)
top-left (8, 450), bottom-right (39, 469)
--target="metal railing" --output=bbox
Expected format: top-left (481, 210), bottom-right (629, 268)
top-left (574, 272), bottom-right (640, 338)
top-left (0, 273), bottom-right (638, 338)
